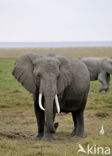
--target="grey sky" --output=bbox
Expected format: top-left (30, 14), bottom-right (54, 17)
top-left (0, 0), bottom-right (112, 42)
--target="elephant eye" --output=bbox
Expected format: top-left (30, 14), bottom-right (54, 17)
top-left (57, 74), bottom-right (60, 79)
top-left (37, 73), bottom-right (41, 78)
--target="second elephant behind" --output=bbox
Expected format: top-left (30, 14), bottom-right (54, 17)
top-left (81, 57), bottom-right (112, 92)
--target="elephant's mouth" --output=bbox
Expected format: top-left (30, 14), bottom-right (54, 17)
top-left (39, 93), bottom-right (60, 113)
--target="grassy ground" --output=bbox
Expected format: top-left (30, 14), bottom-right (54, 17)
top-left (0, 48), bottom-right (112, 156)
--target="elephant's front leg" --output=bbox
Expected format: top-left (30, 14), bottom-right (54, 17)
top-left (42, 108), bottom-right (56, 140)
top-left (34, 95), bottom-right (45, 140)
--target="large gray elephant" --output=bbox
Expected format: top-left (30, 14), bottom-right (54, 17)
top-left (81, 57), bottom-right (112, 92)
top-left (12, 54), bottom-right (90, 140)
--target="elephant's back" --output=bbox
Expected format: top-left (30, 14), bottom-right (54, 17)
top-left (81, 57), bottom-right (102, 67)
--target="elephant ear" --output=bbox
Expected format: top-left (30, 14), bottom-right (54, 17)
top-left (56, 55), bottom-right (72, 94)
top-left (12, 53), bottom-right (41, 94)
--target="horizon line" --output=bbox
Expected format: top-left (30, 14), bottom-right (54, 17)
top-left (0, 41), bottom-right (112, 43)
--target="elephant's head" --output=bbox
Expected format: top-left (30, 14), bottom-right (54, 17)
top-left (33, 56), bottom-right (60, 113)
top-left (102, 58), bottom-right (112, 73)
top-left (12, 54), bottom-right (72, 132)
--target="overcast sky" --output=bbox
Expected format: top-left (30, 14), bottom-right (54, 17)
top-left (0, 0), bottom-right (112, 42)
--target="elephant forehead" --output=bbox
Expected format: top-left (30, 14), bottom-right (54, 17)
top-left (46, 62), bottom-right (58, 71)
top-left (40, 61), bottom-right (58, 72)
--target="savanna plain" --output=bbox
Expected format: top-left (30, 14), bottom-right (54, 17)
top-left (0, 47), bottom-right (112, 156)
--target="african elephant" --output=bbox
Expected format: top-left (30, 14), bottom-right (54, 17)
top-left (81, 57), bottom-right (112, 92)
top-left (12, 54), bottom-right (90, 140)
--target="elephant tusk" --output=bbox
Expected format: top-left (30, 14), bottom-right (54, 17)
top-left (55, 95), bottom-right (60, 113)
top-left (39, 93), bottom-right (45, 111)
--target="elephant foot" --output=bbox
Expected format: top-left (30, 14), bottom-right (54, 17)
top-left (99, 87), bottom-right (109, 93)
top-left (105, 88), bottom-right (109, 92)
top-left (71, 129), bottom-right (86, 138)
top-left (74, 134), bottom-right (87, 138)
top-left (73, 133), bottom-right (87, 138)
top-left (42, 133), bottom-right (55, 141)
top-left (35, 133), bottom-right (44, 140)
top-left (71, 129), bottom-right (76, 136)
top-left (54, 122), bottom-right (59, 132)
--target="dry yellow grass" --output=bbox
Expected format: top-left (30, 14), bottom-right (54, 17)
top-left (0, 47), bottom-right (112, 58)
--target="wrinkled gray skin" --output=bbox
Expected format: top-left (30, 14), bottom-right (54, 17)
top-left (12, 54), bottom-right (90, 140)
top-left (82, 57), bottom-right (112, 92)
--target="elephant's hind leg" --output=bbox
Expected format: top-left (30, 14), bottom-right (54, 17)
top-left (98, 72), bottom-right (109, 92)
top-left (71, 97), bottom-right (87, 137)
top-left (71, 112), bottom-right (77, 136)
top-left (106, 73), bottom-right (110, 91)
top-left (74, 109), bottom-right (84, 136)
top-left (71, 109), bottom-right (85, 137)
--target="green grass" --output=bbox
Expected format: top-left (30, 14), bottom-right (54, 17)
top-left (0, 49), bottom-right (112, 156)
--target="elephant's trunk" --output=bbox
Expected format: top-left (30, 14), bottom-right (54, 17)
top-left (38, 93), bottom-right (60, 134)
top-left (38, 77), bottom-right (60, 133)
top-left (44, 96), bottom-right (55, 133)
